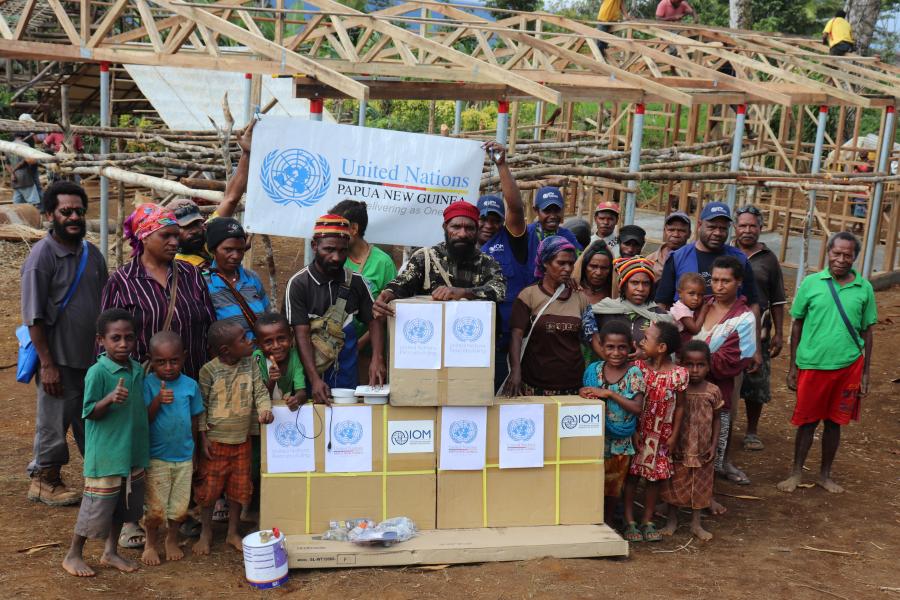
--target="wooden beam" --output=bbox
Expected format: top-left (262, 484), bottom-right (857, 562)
top-left (14, 0), bottom-right (37, 41)
top-left (47, 0), bottom-right (83, 45)
top-left (0, 11), bottom-right (13, 40)
top-left (135, 0), bottom-right (165, 53)
top-left (87, 0), bottom-right (129, 48)
top-left (294, 78), bottom-right (517, 101)
top-left (150, 0), bottom-right (369, 101)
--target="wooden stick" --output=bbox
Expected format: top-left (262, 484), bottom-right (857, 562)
top-left (70, 166), bottom-right (225, 203)
top-left (800, 545), bottom-right (859, 556)
top-left (788, 582), bottom-right (850, 600)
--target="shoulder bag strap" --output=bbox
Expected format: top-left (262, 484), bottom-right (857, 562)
top-left (58, 240), bottom-right (89, 313)
top-left (519, 284), bottom-right (566, 361)
top-left (825, 278), bottom-right (864, 350)
top-left (212, 269), bottom-right (258, 329)
top-left (161, 264), bottom-right (179, 332)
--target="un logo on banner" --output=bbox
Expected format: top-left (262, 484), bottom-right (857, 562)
top-left (334, 420), bottom-right (364, 445)
top-left (449, 420), bottom-right (478, 444)
top-left (261, 148), bottom-right (331, 207)
top-left (508, 418), bottom-right (536, 442)
top-left (561, 415), bottom-right (578, 430)
top-left (275, 422), bottom-right (304, 447)
top-left (452, 317), bottom-right (483, 342)
top-left (403, 318), bottom-right (434, 344)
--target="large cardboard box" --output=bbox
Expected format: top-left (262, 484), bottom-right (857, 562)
top-left (388, 297), bottom-right (494, 406)
top-left (261, 405), bottom-right (438, 535)
top-left (282, 524), bottom-right (628, 568)
top-left (436, 396), bottom-right (604, 529)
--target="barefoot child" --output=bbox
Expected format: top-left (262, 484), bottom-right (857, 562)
top-left (62, 309), bottom-right (148, 577)
top-left (141, 331), bottom-right (204, 566)
top-left (194, 321), bottom-right (273, 555)
top-left (660, 340), bottom-right (723, 541)
top-left (669, 273), bottom-right (709, 344)
top-left (253, 312), bottom-right (307, 412)
top-left (580, 320), bottom-right (645, 528)
top-left (623, 321), bottom-right (688, 543)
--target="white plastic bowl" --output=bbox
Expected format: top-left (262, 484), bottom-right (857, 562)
top-left (330, 388), bottom-right (358, 404)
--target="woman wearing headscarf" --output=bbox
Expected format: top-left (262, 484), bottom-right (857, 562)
top-left (503, 236), bottom-right (602, 397)
top-left (102, 203), bottom-right (216, 380)
top-left (202, 217), bottom-right (271, 339)
top-left (100, 203), bottom-right (215, 549)
top-left (593, 256), bottom-right (674, 355)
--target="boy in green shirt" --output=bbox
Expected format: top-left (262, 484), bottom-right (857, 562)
top-left (63, 309), bottom-right (149, 578)
top-left (253, 313), bottom-right (307, 410)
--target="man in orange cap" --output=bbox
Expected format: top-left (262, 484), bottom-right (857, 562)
top-left (373, 201), bottom-right (505, 318)
top-left (591, 201), bottom-right (621, 255)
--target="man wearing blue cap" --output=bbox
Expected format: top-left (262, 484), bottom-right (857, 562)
top-left (479, 143), bottom-right (581, 391)
top-left (655, 201), bottom-right (759, 309)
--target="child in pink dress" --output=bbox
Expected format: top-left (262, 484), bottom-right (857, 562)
top-left (622, 321), bottom-right (688, 542)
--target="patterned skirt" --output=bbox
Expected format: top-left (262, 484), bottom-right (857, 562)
top-left (661, 460), bottom-right (715, 510)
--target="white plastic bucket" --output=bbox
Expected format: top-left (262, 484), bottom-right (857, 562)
top-left (242, 529), bottom-right (289, 590)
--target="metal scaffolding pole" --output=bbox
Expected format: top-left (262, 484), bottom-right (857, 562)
top-left (725, 104), bottom-right (747, 211)
top-left (534, 101), bottom-right (543, 140)
top-left (453, 100), bottom-right (462, 135)
top-left (797, 105), bottom-right (828, 286)
top-left (623, 103), bottom-right (645, 226)
top-left (99, 62), bottom-right (110, 259)
top-left (243, 73), bottom-right (253, 126)
top-left (496, 100), bottom-right (509, 145)
top-left (358, 99), bottom-right (367, 127)
top-left (862, 105), bottom-right (896, 277)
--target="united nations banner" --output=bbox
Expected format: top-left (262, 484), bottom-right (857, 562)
top-left (244, 117), bottom-right (485, 247)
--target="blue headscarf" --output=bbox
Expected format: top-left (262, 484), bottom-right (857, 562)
top-left (534, 235), bottom-right (577, 278)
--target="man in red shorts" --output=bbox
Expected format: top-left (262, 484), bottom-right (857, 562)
top-left (777, 232), bottom-right (876, 494)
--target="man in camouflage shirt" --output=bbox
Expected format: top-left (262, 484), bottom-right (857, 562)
top-left (372, 201), bottom-right (506, 318)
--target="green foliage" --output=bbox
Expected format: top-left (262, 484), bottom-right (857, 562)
top-left (486, 0), bottom-right (544, 18)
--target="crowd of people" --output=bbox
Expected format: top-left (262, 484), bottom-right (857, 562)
top-left (18, 130), bottom-right (876, 576)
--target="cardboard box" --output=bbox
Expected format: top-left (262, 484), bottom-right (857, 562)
top-left (388, 297), bottom-right (494, 406)
top-left (436, 396), bottom-right (604, 529)
top-left (261, 405), bottom-right (438, 535)
top-left (282, 524), bottom-right (627, 568)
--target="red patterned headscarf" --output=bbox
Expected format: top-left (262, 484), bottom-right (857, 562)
top-left (123, 203), bottom-right (178, 251)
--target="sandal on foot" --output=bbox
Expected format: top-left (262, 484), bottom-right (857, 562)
top-left (723, 463), bottom-right (751, 486)
top-left (179, 516), bottom-right (202, 538)
top-left (743, 434), bottom-right (764, 451)
top-left (623, 522), bottom-right (643, 543)
top-left (212, 498), bottom-right (229, 522)
top-left (642, 522), bottom-right (663, 542)
top-left (118, 522), bottom-right (145, 549)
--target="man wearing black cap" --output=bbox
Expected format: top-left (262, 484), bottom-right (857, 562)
top-left (646, 212), bottom-right (691, 280)
top-left (173, 123), bottom-right (253, 268)
top-left (617, 225), bottom-right (646, 259)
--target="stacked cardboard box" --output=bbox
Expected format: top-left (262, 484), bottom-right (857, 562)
top-left (387, 297), bottom-right (495, 406)
top-left (437, 396), bottom-right (605, 529)
top-left (260, 405), bottom-right (438, 535)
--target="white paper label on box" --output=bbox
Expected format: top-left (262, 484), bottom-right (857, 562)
top-left (498, 404), bottom-right (545, 469)
top-left (325, 405), bottom-right (373, 473)
top-left (265, 405), bottom-right (316, 473)
top-left (558, 404), bottom-right (604, 438)
top-left (443, 301), bottom-right (492, 368)
top-left (394, 302), bottom-right (443, 370)
top-left (388, 420), bottom-right (435, 454)
top-left (439, 406), bottom-right (487, 470)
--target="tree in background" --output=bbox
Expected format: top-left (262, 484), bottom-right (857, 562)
top-left (730, 0), bottom-right (752, 28)
top-left (848, 0), bottom-right (884, 55)
top-left (486, 0), bottom-right (544, 19)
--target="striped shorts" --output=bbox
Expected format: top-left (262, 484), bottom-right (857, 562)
top-left (74, 468), bottom-right (145, 540)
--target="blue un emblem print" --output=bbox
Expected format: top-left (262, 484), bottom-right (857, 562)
top-left (449, 420), bottom-right (478, 444)
top-left (452, 317), bottom-right (483, 342)
top-left (403, 318), bottom-right (434, 344)
top-left (507, 418), bottom-right (536, 442)
top-left (274, 422), bottom-right (304, 447)
top-left (261, 148), bottom-right (331, 207)
top-left (334, 420), bottom-right (364, 445)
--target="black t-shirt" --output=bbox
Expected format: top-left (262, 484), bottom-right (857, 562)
top-left (284, 263), bottom-right (374, 327)
top-left (655, 247), bottom-right (758, 306)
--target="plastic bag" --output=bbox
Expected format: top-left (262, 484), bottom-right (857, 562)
top-left (321, 519), bottom-right (375, 541)
top-left (348, 517), bottom-right (417, 546)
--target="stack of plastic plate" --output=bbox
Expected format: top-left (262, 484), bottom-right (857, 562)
top-left (330, 388), bottom-right (358, 404)
top-left (355, 385), bottom-right (390, 405)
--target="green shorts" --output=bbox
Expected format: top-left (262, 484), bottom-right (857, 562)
top-left (741, 337), bottom-right (771, 404)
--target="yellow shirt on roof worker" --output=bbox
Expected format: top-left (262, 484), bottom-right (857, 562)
top-left (597, 0), bottom-right (628, 22)
top-left (822, 10), bottom-right (855, 56)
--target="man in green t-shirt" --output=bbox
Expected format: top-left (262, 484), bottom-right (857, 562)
top-left (329, 199), bottom-right (398, 377)
top-left (777, 232), bottom-right (877, 495)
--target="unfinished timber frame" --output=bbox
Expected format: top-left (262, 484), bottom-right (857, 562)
top-left (1, 1), bottom-right (898, 273)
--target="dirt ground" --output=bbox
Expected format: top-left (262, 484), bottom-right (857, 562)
top-left (0, 235), bottom-right (898, 600)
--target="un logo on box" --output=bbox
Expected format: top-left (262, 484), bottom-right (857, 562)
top-left (449, 420), bottom-right (478, 444)
top-left (334, 420), bottom-right (363, 445)
top-left (403, 318), bottom-right (434, 344)
top-left (452, 316), bottom-right (483, 342)
top-left (261, 148), bottom-right (330, 207)
top-left (507, 418), bottom-right (536, 442)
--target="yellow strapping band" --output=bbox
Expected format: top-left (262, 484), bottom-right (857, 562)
top-left (555, 400), bottom-right (562, 525)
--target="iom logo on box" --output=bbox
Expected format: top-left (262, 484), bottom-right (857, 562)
top-left (261, 148), bottom-right (331, 207)
top-left (449, 419), bottom-right (478, 444)
top-left (507, 418), bottom-right (536, 442)
top-left (558, 405), bottom-right (604, 438)
top-left (403, 318), bottom-right (434, 344)
top-left (333, 420), bottom-right (364, 445)
top-left (274, 422), bottom-right (305, 447)
top-left (452, 316), bottom-right (483, 342)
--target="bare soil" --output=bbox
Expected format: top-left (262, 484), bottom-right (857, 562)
top-left (0, 236), bottom-right (898, 600)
